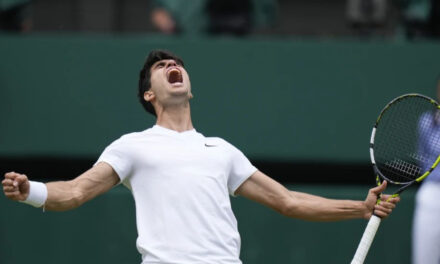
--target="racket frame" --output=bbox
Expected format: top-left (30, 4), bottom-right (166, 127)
top-left (371, 93), bottom-right (440, 187)
top-left (351, 93), bottom-right (440, 264)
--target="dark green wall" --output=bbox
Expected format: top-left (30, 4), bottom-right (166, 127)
top-left (1, 34), bottom-right (440, 162)
top-left (0, 35), bottom-right (431, 264)
top-left (0, 184), bottom-right (416, 264)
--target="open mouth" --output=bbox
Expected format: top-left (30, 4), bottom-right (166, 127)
top-left (167, 68), bottom-right (183, 84)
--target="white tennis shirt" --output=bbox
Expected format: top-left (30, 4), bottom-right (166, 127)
top-left (96, 125), bottom-right (257, 264)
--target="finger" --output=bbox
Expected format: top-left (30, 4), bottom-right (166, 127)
top-left (14, 174), bottom-right (28, 186)
top-left (379, 194), bottom-right (392, 201)
top-left (384, 195), bottom-right (401, 202)
top-left (375, 204), bottom-right (392, 215)
top-left (5, 172), bottom-right (24, 184)
top-left (370, 180), bottom-right (388, 195)
top-left (4, 172), bottom-right (18, 180)
top-left (389, 197), bottom-right (400, 203)
top-left (3, 185), bottom-right (16, 192)
top-left (380, 195), bottom-right (401, 204)
top-left (374, 210), bottom-right (388, 218)
top-left (4, 190), bottom-right (21, 199)
top-left (380, 193), bottom-right (391, 200)
top-left (376, 204), bottom-right (392, 211)
top-left (379, 202), bottom-right (396, 210)
top-left (2, 179), bottom-right (14, 186)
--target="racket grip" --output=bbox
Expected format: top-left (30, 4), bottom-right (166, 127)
top-left (351, 215), bottom-right (382, 264)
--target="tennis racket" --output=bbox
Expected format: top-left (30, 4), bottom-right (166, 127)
top-left (351, 93), bottom-right (440, 264)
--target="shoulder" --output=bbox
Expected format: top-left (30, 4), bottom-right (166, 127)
top-left (205, 136), bottom-right (230, 146)
top-left (107, 128), bottom-right (154, 148)
top-left (114, 131), bottom-right (145, 143)
top-left (204, 136), bottom-right (242, 153)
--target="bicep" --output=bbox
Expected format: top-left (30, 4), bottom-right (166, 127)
top-left (72, 161), bottom-right (120, 202)
top-left (235, 170), bottom-right (292, 214)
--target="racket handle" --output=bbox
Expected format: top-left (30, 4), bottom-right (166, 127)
top-left (351, 215), bottom-right (382, 264)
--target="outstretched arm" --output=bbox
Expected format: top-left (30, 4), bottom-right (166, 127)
top-left (235, 170), bottom-right (399, 221)
top-left (2, 162), bottom-right (119, 211)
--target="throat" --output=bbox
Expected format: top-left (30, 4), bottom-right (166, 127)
top-left (155, 105), bottom-right (193, 133)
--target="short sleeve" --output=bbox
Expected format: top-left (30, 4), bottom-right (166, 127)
top-left (227, 144), bottom-right (257, 196)
top-left (95, 138), bottom-right (132, 183)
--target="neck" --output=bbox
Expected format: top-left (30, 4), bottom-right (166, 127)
top-left (155, 104), bottom-right (193, 132)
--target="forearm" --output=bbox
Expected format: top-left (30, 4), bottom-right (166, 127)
top-left (43, 163), bottom-right (119, 211)
top-left (287, 191), bottom-right (368, 221)
top-left (44, 169), bottom-right (117, 211)
top-left (44, 180), bottom-right (85, 211)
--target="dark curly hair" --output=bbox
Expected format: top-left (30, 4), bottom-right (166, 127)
top-left (138, 50), bottom-right (185, 116)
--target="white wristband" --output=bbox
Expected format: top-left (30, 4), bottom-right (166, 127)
top-left (21, 181), bottom-right (48, 208)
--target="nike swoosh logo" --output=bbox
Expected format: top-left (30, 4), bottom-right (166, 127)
top-left (205, 143), bottom-right (217, 147)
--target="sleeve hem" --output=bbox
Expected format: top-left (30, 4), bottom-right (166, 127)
top-left (95, 159), bottom-right (125, 183)
top-left (230, 167), bottom-right (258, 197)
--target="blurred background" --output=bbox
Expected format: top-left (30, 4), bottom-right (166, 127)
top-left (1, 0), bottom-right (440, 263)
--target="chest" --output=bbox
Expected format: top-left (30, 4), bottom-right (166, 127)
top-left (131, 138), bottom-right (231, 183)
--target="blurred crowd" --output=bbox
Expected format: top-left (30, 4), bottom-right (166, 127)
top-left (150, 0), bottom-right (275, 36)
top-left (0, 0), bottom-right (439, 39)
top-left (0, 0), bottom-right (31, 32)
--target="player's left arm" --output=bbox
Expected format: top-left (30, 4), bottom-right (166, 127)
top-left (235, 170), bottom-right (400, 221)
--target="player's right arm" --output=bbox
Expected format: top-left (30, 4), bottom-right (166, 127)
top-left (2, 162), bottom-right (119, 211)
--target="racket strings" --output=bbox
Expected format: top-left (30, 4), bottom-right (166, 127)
top-left (409, 152), bottom-right (430, 164)
top-left (374, 96), bottom-right (440, 184)
top-left (383, 159), bottom-right (421, 182)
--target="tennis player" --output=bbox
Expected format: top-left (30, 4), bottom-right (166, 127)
top-left (2, 50), bottom-right (399, 264)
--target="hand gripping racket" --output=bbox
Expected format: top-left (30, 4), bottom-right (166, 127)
top-left (351, 93), bottom-right (440, 264)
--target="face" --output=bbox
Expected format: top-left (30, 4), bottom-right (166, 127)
top-left (144, 59), bottom-right (192, 108)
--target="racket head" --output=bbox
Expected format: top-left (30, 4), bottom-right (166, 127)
top-left (370, 93), bottom-right (440, 186)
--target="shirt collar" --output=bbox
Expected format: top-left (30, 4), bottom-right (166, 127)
top-left (152, 125), bottom-right (196, 136)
